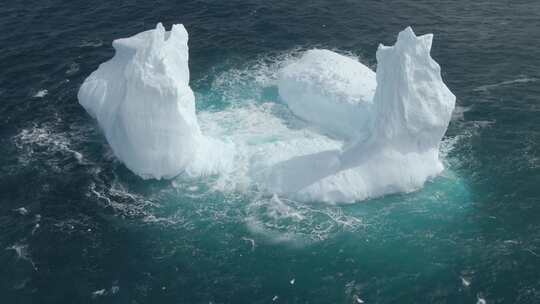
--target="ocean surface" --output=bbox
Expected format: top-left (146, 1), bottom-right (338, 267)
top-left (2, 1), bottom-right (540, 303)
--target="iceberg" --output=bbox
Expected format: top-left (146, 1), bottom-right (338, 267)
top-left (79, 24), bottom-right (454, 203)
top-left (78, 23), bottom-right (231, 179)
top-left (265, 27), bottom-right (455, 202)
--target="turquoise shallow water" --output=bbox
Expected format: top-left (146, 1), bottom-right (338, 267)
top-left (1, 1), bottom-right (540, 303)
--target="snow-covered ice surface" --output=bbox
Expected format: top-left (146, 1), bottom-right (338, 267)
top-left (79, 24), bottom-right (455, 203)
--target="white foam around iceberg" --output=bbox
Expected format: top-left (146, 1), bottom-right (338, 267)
top-left (78, 24), bottom-right (455, 203)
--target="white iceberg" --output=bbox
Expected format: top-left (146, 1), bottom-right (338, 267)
top-left (265, 27), bottom-right (455, 202)
top-left (79, 24), bottom-right (454, 203)
top-left (78, 23), bottom-right (231, 179)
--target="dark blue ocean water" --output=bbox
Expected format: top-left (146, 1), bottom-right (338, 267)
top-left (2, 1), bottom-right (540, 303)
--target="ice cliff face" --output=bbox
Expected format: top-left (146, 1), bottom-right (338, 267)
top-left (78, 24), bottom-right (454, 203)
top-left (78, 23), bottom-right (230, 179)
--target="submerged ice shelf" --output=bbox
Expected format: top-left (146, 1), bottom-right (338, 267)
top-left (79, 23), bottom-right (455, 203)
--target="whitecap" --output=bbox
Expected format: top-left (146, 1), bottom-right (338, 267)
top-left (80, 39), bottom-right (103, 48)
top-left (474, 77), bottom-right (538, 92)
top-left (66, 62), bottom-right (80, 75)
top-left (33, 89), bottom-right (48, 98)
top-left (91, 289), bottom-right (107, 298)
top-left (13, 207), bottom-right (29, 215)
top-left (6, 242), bottom-right (37, 270)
